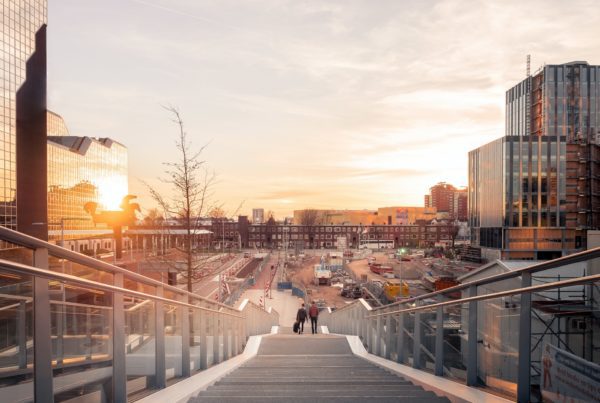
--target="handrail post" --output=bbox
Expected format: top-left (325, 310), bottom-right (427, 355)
top-left (179, 295), bottom-right (190, 378)
top-left (33, 247), bottom-right (53, 403)
top-left (200, 307), bottom-right (208, 370)
top-left (154, 286), bottom-right (166, 388)
top-left (113, 273), bottom-right (126, 402)
top-left (467, 285), bottom-right (478, 386)
top-left (367, 315), bottom-right (374, 353)
top-left (223, 315), bottom-right (230, 360)
top-left (376, 313), bottom-right (383, 356)
top-left (213, 312), bottom-right (221, 365)
top-left (56, 299), bottom-right (64, 365)
top-left (517, 272), bottom-right (532, 403)
top-left (86, 307), bottom-right (92, 360)
top-left (17, 300), bottom-right (27, 369)
top-left (385, 312), bottom-right (394, 360)
top-left (396, 312), bottom-right (405, 363)
top-left (435, 305), bottom-right (444, 376)
top-left (413, 302), bottom-right (421, 369)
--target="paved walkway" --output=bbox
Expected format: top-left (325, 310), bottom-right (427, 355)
top-left (239, 288), bottom-right (303, 327)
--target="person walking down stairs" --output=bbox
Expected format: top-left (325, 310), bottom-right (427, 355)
top-left (309, 301), bottom-right (319, 334)
top-left (296, 303), bottom-right (307, 334)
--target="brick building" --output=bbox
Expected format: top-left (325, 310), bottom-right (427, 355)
top-left (425, 182), bottom-right (467, 221)
top-left (131, 215), bottom-right (455, 251)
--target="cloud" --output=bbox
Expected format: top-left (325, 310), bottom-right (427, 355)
top-left (48, 0), bottom-right (600, 217)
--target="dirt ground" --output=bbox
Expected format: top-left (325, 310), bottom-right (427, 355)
top-left (285, 255), bottom-right (350, 309)
top-left (346, 252), bottom-right (423, 283)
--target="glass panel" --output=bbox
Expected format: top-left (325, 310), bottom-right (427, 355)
top-left (404, 312), bottom-right (415, 366)
top-left (51, 283), bottom-right (113, 402)
top-left (125, 297), bottom-right (155, 398)
top-left (164, 301), bottom-right (182, 381)
top-left (529, 274), bottom-right (599, 402)
top-left (0, 271), bottom-right (34, 402)
top-left (190, 308), bottom-right (202, 373)
top-left (444, 302), bottom-right (467, 382)
top-left (419, 308), bottom-right (436, 373)
top-left (476, 290), bottom-right (519, 399)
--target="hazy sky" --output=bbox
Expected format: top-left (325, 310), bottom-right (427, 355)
top-left (47, 0), bottom-right (600, 218)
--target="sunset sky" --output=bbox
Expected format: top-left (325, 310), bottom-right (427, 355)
top-left (47, 0), bottom-right (600, 218)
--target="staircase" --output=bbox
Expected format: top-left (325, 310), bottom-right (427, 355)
top-left (189, 332), bottom-right (450, 403)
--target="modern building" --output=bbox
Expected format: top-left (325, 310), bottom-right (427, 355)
top-left (469, 61), bottom-right (600, 260)
top-left (0, 0), bottom-right (48, 240)
top-left (425, 182), bottom-right (467, 221)
top-left (252, 208), bottom-right (264, 224)
top-left (47, 111), bottom-right (129, 253)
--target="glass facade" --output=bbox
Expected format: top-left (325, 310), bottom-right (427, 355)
top-left (0, 0), bottom-right (47, 237)
top-left (47, 118), bottom-right (128, 241)
top-left (47, 110), bottom-right (69, 136)
top-left (471, 61), bottom-right (600, 257)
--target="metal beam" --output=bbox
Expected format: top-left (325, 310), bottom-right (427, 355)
top-left (154, 286), bottom-right (166, 389)
top-left (33, 248), bottom-right (53, 403)
top-left (467, 285), bottom-right (478, 386)
top-left (112, 273), bottom-right (126, 402)
top-left (517, 272), bottom-right (532, 403)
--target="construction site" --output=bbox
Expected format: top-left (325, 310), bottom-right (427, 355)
top-left (281, 249), bottom-right (480, 309)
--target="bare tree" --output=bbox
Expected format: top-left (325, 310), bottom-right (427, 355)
top-left (265, 210), bottom-right (275, 221)
top-left (297, 209), bottom-right (320, 227)
top-left (143, 208), bottom-right (164, 226)
top-left (297, 209), bottom-right (321, 248)
top-left (144, 106), bottom-right (216, 294)
top-left (449, 222), bottom-right (461, 249)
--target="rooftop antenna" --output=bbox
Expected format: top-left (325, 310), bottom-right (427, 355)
top-left (526, 54), bottom-right (531, 77)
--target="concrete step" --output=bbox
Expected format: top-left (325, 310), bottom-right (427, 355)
top-left (198, 390), bottom-right (437, 398)
top-left (191, 397), bottom-right (450, 403)
top-left (215, 379), bottom-right (416, 385)
top-left (205, 384), bottom-right (418, 392)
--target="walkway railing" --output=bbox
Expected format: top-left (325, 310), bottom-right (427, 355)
top-left (320, 248), bottom-right (600, 402)
top-left (0, 226), bottom-right (278, 403)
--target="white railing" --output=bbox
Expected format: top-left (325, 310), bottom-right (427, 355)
top-left (0, 226), bottom-right (279, 403)
top-left (320, 248), bottom-right (600, 403)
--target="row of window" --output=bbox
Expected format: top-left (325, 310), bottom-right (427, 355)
top-left (248, 225), bottom-right (449, 233)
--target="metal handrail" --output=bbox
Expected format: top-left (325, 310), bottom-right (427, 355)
top-left (0, 258), bottom-right (243, 318)
top-left (366, 272), bottom-right (600, 317)
top-left (373, 245), bottom-right (600, 311)
top-left (0, 226), bottom-right (238, 313)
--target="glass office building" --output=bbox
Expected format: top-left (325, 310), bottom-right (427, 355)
top-left (470, 61), bottom-right (600, 260)
top-left (47, 112), bottom-right (128, 244)
top-left (0, 0), bottom-right (48, 239)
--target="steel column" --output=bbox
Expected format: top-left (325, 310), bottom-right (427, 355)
top-left (396, 313), bottom-right (405, 363)
top-left (435, 305), bottom-right (444, 376)
top-left (467, 285), bottom-right (478, 386)
top-left (33, 247), bottom-right (53, 403)
top-left (213, 313), bottom-right (221, 365)
top-left (385, 314), bottom-right (394, 360)
top-left (179, 295), bottom-right (190, 378)
top-left (413, 304), bottom-right (421, 369)
top-left (112, 273), bottom-right (126, 402)
top-left (376, 314), bottom-right (383, 356)
top-left (200, 309), bottom-right (208, 370)
top-left (154, 286), bottom-right (166, 388)
top-left (17, 300), bottom-right (27, 369)
top-left (517, 272), bottom-right (532, 403)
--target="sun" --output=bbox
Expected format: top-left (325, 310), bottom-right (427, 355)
top-left (96, 176), bottom-right (128, 210)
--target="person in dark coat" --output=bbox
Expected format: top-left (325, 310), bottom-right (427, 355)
top-left (309, 301), bottom-right (319, 334)
top-left (296, 303), bottom-right (307, 334)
